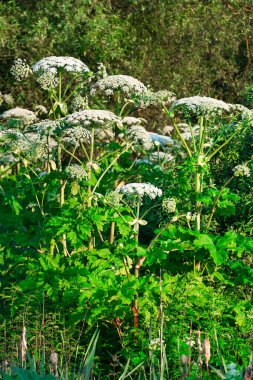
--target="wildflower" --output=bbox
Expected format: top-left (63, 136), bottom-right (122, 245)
top-left (36, 71), bottom-right (58, 90)
top-left (65, 164), bottom-right (87, 180)
top-left (63, 110), bottom-right (122, 129)
top-left (71, 94), bottom-right (89, 112)
top-left (10, 58), bottom-right (32, 81)
top-left (118, 183), bottom-right (162, 200)
top-left (233, 164), bottom-right (250, 177)
top-left (96, 62), bottom-right (108, 79)
top-left (170, 96), bottom-right (230, 116)
top-left (0, 107), bottom-right (38, 125)
top-left (62, 126), bottom-right (91, 146)
top-left (32, 56), bottom-right (90, 75)
top-left (127, 125), bottom-right (153, 150)
top-left (137, 89), bottom-right (176, 108)
top-left (186, 212), bottom-right (197, 222)
top-left (90, 75), bottom-right (147, 98)
top-left (162, 197), bottom-right (176, 213)
top-left (29, 119), bottom-right (62, 137)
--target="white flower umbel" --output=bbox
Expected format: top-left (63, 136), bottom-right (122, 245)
top-left (65, 164), bottom-right (87, 180)
top-left (29, 119), bottom-right (62, 137)
top-left (233, 164), bottom-right (250, 177)
top-left (36, 71), bottom-right (58, 90)
top-left (62, 126), bottom-right (91, 146)
top-left (90, 75), bottom-right (147, 98)
top-left (96, 63), bottom-right (108, 79)
top-left (170, 96), bottom-right (230, 116)
top-left (71, 94), bottom-right (89, 112)
top-left (127, 125), bottom-right (154, 150)
top-left (10, 58), bottom-right (32, 81)
top-left (162, 197), bottom-right (176, 213)
top-left (148, 132), bottom-right (174, 146)
top-left (0, 107), bottom-right (38, 125)
top-left (137, 89), bottom-right (176, 109)
top-left (186, 212), bottom-right (197, 222)
top-left (32, 56), bottom-right (90, 75)
top-left (118, 183), bottom-right (162, 200)
top-left (63, 110), bottom-right (122, 129)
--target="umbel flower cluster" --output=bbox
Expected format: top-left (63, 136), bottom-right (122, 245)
top-left (170, 96), bottom-right (230, 116)
top-left (10, 58), bottom-right (32, 81)
top-left (32, 56), bottom-right (90, 75)
top-left (10, 56), bottom-right (90, 87)
top-left (65, 164), bottom-right (87, 180)
top-left (118, 183), bottom-right (162, 200)
top-left (62, 126), bottom-right (91, 146)
top-left (137, 89), bottom-right (176, 109)
top-left (29, 119), bottom-right (62, 137)
top-left (90, 75), bottom-right (147, 97)
top-left (233, 164), bottom-right (250, 177)
top-left (162, 197), bottom-right (177, 213)
top-left (0, 107), bottom-right (38, 125)
top-left (63, 110), bottom-right (122, 129)
top-left (127, 125), bottom-right (154, 150)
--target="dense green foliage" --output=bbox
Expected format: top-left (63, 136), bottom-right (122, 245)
top-left (1, 0), bottom-right (253, 105)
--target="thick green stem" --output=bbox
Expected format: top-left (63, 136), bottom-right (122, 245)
top-left (87, 128), bottom-right (95, 250)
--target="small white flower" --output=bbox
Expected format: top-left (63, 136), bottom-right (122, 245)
top-left (71, 94), bottom-right (89, 112)
top-left (127, 125), bottom-right (154, 150)
top-left (36, 71), bottom-right (58, 90)
top-left (96, 62), bottom-right (108, 79)
top-left (162, 198), bottom-right (176, 213)
top-left (233, 164), bottom-right (250, 177)
top-left (186, 212), bottom-right (197, 222)
top-left (118, 183), bottom-right (162, 201)
top-left (10, 58), bottom-right (32, 81)
top-left (65, 164), bottom-right (87, 180)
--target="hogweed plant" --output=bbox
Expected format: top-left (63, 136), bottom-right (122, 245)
top-left (1, 55), bottom-right (253, 378)
top-left (11, 56), bottom-right (92, 118)
top-left (166, 96), bottom-right (252, 233)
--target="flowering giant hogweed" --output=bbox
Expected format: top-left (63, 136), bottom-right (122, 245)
top-left (0, 107), bottom-right (38, 125)
top-left (62, 126), bottom-right (91, 146)
top-left (118, 183), bottom-right (162, 200)
top-left (127, 125), bottom-right (153, 150)
top-left (170, 96), bottom-right (230, 116)
top-left (90, 75), bottom-right (147, 98)
top-left (63, 110), bottom-right (122, 129)
top-left (32, 56), bottom-right (90, 75)
top-left (10, 59), bottom-right (32, 81)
